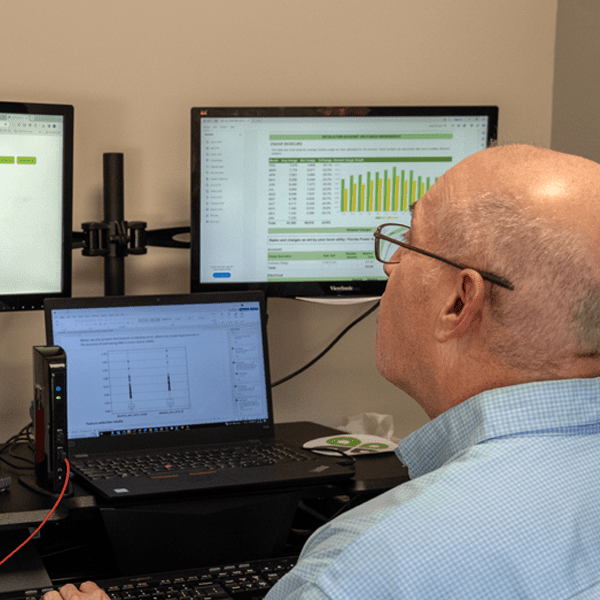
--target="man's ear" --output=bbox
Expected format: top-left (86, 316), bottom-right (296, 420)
top-left (435, 269), bottom-right (486, 342)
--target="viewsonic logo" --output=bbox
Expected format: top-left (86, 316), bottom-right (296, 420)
top-left (329, 285), bottom-right (356, 292)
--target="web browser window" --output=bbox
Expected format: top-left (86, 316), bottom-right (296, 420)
top-left (0, 113), bottom-right (65, 295)
top-left (198, 114), bottom-right (490, 284)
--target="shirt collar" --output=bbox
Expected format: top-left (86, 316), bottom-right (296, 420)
top-left (396, 378), bottom-right (600, 479)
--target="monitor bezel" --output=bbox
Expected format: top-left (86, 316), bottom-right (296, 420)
top-left (190, 105), bottom-right (498, 299)
top-left (0, 101), bottom-right (73, 311)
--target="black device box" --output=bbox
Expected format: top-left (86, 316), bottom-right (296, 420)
top-left (32, 346), bottom-right (67, 493)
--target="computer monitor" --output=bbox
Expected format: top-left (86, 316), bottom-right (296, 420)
top-left (0, 101), bottom-right (73, 311)
top-left (191, 106), bottom-right (498, 299)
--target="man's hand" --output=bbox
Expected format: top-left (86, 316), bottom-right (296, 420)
top-left (43, 581), bottom-right (109, 600)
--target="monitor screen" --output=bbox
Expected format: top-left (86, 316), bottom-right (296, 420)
top-left (0, 101), bottom-right (73, 310)
top-left (191, 106), bottom-right (498, 299)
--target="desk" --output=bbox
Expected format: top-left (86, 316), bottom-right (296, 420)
top-left (0, 422), bottom-right (408, 591)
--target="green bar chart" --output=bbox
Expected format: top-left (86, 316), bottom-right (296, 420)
top-left (268, 155), bottom-right (451, 223)
top-left (341, 168), bottom-right (437, 212)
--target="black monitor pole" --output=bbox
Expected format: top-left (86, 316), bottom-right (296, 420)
top-left (76, 152), bottom-right (190, 297)
top-left (103, 152), bottom-right (126, 296)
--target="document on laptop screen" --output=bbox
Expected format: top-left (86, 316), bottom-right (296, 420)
top-left (50, 301), bottom-right (269, 439)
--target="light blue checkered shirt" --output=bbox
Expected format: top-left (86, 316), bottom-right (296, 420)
top-left (267, 379), bottom-right (600, 599)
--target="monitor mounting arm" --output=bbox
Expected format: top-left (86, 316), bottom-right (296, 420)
top-left (72, 153), bottom-right (190, 296)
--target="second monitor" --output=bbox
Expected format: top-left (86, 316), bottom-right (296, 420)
top-left (191, 106), bottom-right (498, 299)
top-left (0, 101), bottom-right (73, 311)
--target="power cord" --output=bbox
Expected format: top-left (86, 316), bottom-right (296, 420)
top-left (305, 446), bottom-right (356, 467)
top-left (271, 300), bottom-right (380, 387)
top-left (0, 422), bottom-right (34, 470)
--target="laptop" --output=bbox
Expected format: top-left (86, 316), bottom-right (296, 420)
top-left (44, 291), bottom-right (354, 500)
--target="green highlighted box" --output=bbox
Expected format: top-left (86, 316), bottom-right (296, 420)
top-left (17, 156), bottom-right (37, 164)
top-left (270, 134), bottom-right (453, 140)
top-left (269, 156), bottom-right (452, 164)
top-left (268, 251), bottom-right (375, 261)
top-left (0, 156), bottom-right (15, 164)
top-left (268, 227), bottom-right (375, 234)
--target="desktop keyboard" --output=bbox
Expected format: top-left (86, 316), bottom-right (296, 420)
top-left (72, 444), bottom-right (310, 480)
top-left (1, 555), bottom-right (298, 600)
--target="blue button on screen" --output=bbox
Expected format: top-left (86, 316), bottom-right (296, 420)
top-left (213, 272), bottom-right (231, 278)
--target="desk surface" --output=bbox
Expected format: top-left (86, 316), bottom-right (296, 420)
top-left (0, 421), bottom-right (408, 528)
top-left (0, 421), bottom-right (408, 590)
top-left (279, 421), bottom-right (408, 491)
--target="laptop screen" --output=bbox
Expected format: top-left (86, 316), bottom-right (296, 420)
top-left (47, 296), bottom-right (271, 442)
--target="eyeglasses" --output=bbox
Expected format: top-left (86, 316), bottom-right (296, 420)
top-left (373, 223), bottom-right (514, 291)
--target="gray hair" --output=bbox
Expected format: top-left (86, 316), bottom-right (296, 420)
top-left (428, 191), bottom-right (600, 373)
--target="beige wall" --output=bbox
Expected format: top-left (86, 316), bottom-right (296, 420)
top-left (1, 0), bottom-right (558, 441)
top-left (552, 0), bottom-right (600, 161)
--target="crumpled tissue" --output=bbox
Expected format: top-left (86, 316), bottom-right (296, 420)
top-left (338, 412), bottom-right (400, 444)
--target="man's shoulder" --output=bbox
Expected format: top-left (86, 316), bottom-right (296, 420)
top-left (281, 433), bottom-right (600, 598)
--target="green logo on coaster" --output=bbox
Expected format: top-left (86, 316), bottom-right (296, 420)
top-left (326, 436), bottom-right (361, 447)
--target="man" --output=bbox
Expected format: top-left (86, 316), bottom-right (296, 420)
top-left (46, 144), bottom-right (600, 599)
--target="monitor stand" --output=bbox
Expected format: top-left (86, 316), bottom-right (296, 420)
top-left (295, 296), bottom-right (381, 305)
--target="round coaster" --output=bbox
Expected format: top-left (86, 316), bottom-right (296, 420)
top-left (303, 434), bottom-right (397, 455)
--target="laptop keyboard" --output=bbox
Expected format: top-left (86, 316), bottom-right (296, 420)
top-left (1, 555), bottom-right (297, 600)
top-left (72, 444), bottom-right (312, 480)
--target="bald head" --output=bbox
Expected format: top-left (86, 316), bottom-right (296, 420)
top-left (408, 144), bottom-right (600, 379)
top-left (428, 144), bottom-right (600, 257)
top-left (375, 145), bottom-right (600, 417)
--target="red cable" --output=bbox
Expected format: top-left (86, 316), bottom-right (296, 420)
top-left (0, 458), bottom-right (71, 567)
